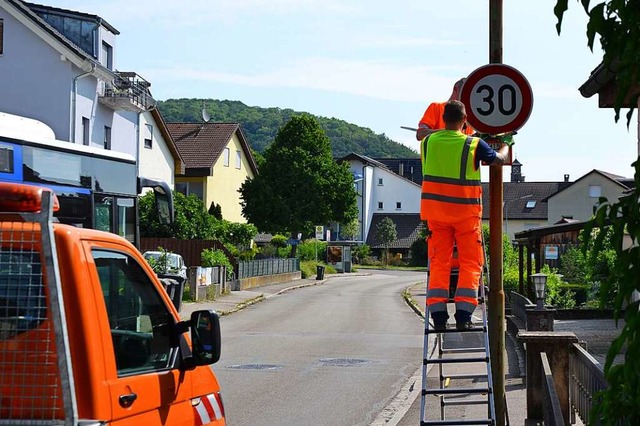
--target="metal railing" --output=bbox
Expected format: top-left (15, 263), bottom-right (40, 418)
top-left (570, 342), bottom-right (607, 425)
top-left (237, 258), bottom-right (300, 279)
top-left (101, 71), bottom-right (156, 111)
top-left (510, 291), bottom-right (535, 324)
top-left (541, 352), bottom-right (566, 426)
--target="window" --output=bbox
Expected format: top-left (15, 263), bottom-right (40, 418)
top-left (175, 182), bottom-right (187, 195)
top-left (93, 250), bottom-right (176, 376)
top-left (0, 19), bottom-right (4, 55)
top-left (223, 148), bottom-right (230, 167)
top-left (235, 150), bottom-right (241, 169)
top-left (82, 117), bottom-right (90, 146)
top-left (0, 250), bottom-right (46, 339)
top-left (144, 124), bottom-right (153, 149)
top-left (101, 41), bottom-right (113, 70)
top-left (103, 126), bottom-right (111, 150)
top-left (589, 185), bottom-right (602, 198)
top-left (378, 178), bottom-right (384, 186)
top-left (396, 202), bottom-right (402, 210)
top-left (378, 202), bottom-right (383, 210)
top-left (188, 182), bottom-right (204, 200)
top-left (525, 200), bottom-right (536, 209)
top-left (0, 144), bottom-right (13, 173)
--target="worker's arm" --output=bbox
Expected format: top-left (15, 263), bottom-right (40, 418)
top-left (416, 125), bottom-right (437, 141)
top-left (489, 144), bottom-right (511, 166)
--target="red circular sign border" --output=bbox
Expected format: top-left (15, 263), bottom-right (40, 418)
top-left (460, 64), bottom-right (533, 134)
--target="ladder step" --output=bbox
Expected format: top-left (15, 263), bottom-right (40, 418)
top-left (423, 387), bottom-right (490, 396)
top-left (424, 357), bottom-right (488, 365)
top-left (441, 347), bottom-right (486, 354)
top-left (421, 419), bottom-right (493, 425)
top-left (442, 397), bottom-right (489, 406)
top-left (425, 326), bottom-right (486, 334)
top-left (441, 373), bottom-right (488, 381)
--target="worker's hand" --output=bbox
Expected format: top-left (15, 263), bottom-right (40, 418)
top-left (477, 132), bottom-right (515, 147)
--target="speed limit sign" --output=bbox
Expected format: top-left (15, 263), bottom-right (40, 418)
top-left (460, 64), bottom-right (533, 134)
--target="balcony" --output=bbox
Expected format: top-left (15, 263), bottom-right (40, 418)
top-left (99, 72), bottom-right (156, 112)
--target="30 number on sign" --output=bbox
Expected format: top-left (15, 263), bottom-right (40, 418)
top-left (469, 75), bottom-right (523, 128)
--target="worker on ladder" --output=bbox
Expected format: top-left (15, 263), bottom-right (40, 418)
top-left (420, 99), bottom-right (511, 330)
top-left (415, 78), bottom-right (474, 141)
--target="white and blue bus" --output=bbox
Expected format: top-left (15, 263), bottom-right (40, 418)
top-left (0, 113), bottom-right (173, 247)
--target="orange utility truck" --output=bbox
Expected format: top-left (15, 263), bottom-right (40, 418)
top-left (0, 183), bottom-right (225, 425)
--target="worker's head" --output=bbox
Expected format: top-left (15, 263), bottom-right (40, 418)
top-left (449, 78), bottom-right (467, 101)
top-left (442, 100), bottom-right (467, 129)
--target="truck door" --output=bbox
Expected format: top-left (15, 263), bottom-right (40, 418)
top-left (88, 245), bottom-right (196, 425)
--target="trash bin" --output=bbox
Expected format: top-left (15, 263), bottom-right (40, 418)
top-left (158, 273), bottom-right (186, 311)
top-left (316, 265), bottom-right (325, 280)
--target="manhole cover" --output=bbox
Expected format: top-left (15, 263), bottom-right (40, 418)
top-left (226, 364), bottom-right (281, 370)
top-left (319, 358), bottom-right (369, 367)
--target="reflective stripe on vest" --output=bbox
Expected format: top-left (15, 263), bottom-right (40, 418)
top-left (420, 132), bottom-right (482, 220)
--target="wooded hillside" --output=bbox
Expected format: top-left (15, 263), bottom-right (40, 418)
top-left (157, 99), bottom-right (417, 158)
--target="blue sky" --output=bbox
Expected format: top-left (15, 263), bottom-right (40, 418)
top-left (47, 0), bottom-right (638, 182)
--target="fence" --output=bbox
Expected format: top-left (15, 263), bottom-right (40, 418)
top-left (237, 258), bottom-right (300, 279)
top-left (569, 342), bottom-right (607, 425)
top-left (510, 291), bottom-right (534, 324)
top-left (541, 352), bottom-right (566, 426)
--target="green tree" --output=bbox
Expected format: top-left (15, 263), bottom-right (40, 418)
top-left (341, 218), bottom-right (360, 241)
top-left (556, 2), bottom-right (640, 418)
top-left (376, 217), bottom-right (397, 266)
top-left (240, 114), bottom-right (358, 254)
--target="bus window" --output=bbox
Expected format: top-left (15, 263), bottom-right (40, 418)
top-left (117, 198), bottom-right (135, 244)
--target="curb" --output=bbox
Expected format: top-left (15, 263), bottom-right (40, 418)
top-left (403, 282), bottom-right (425, 319)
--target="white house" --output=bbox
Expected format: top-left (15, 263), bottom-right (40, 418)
top-left (341, 153), bottom-right (421, 243)
top-left (0, 0), bottom-right (182, 184)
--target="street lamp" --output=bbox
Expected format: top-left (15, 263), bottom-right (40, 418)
top-left (531, 272), bottom-right (548, 310)
top-left (504, 194), bottom-right (533, 239)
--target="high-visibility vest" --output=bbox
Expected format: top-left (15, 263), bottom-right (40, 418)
top-left (420, 130), bottom-right (482, 223)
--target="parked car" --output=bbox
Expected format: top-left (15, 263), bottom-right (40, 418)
top-left (143, 250), bottom-right (188, 279)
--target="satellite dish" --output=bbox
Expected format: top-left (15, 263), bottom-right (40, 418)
top-left (202, 106), bottom-right (211, 123)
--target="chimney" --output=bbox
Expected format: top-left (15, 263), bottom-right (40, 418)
top-left (564, 174), bottom-right (570, 182)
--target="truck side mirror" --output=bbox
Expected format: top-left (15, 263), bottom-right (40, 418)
top-left (190, 310), bottom-right (221, 365)
top-left (137, 177), bottom-right (174, 225)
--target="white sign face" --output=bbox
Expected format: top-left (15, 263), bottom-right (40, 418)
top-left (461, 64), bottom-right (533, 134)
top-left (468, 75), bottom-right (524, 128)
top-left (315, 225), bottom-right (324, 240)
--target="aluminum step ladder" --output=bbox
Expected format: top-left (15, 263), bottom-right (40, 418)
top-left (419, 247), bottom-right (496, 426)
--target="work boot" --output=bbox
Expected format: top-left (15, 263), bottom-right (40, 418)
top-left (454, 311), bottom-right (473, 330)
top-left (433, 322), bottom-right (447, 332)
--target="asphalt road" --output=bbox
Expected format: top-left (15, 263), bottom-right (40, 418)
top-left (212, 270), bottom-right (425, 426)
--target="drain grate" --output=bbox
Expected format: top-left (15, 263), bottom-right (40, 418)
top-left (319, 358), bottom-right (369, 367)
top-left (226, 364), bottom-right (282, 370)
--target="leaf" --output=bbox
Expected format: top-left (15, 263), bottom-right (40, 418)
top-left (554, 0), bottom-right (569, 34)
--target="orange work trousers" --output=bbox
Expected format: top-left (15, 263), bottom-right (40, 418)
top-left (426, 218), bottom-right (483, 318)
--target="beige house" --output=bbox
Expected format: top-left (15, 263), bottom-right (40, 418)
top-left (167, 122), bottom-right (258, 223)
top-left (547, 169), bottom-right (634, 224)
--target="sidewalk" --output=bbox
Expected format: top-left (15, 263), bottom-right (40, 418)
top-left (178, 276), bottom-right (329, 320)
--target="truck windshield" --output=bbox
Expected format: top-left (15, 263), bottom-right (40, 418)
top-left (0, 250), bottom-right (46, 339)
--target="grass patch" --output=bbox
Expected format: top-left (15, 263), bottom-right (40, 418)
top-left (300, 260), bottom-right (337, 278)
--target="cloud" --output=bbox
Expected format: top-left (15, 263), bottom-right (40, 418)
top-left (143, 57), bottom-right (467, 103)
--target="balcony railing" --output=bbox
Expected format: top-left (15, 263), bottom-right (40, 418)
top-left (99, 72), bottom-right (156, 112)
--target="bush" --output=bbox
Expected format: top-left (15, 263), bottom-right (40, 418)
top-left (300, 260), bottom-right (336, 278)
top-left (296, 239), bottom-right (328, 262)
top-left (352, 244), bottom-right (371, 264)
top-left (270, 234), bottom-right (289, 248)
top-left (541, 265), bottom-right (576, 309)
top-left (201, 248), bottom-right (234, 279)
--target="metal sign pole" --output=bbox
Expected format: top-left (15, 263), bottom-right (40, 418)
top-left (489, 0), bottom-right (506, 425)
